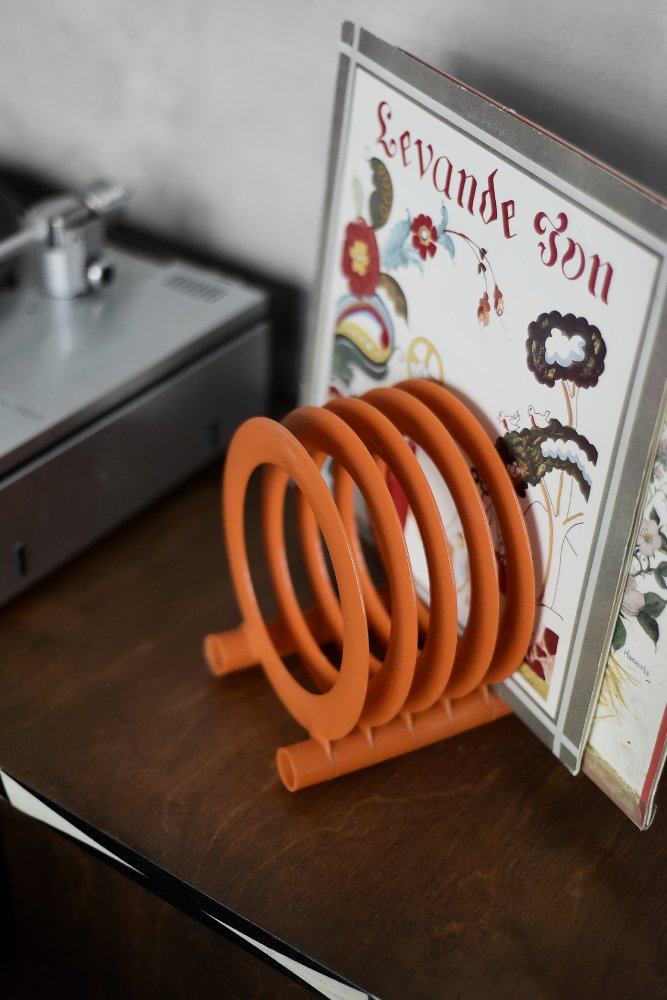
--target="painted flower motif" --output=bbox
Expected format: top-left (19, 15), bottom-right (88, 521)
top-left (341, 219), bottom-right (380, 296)
top-left (477, 291), bottom-right (490, 326)
top-left (526, 626), bottom-right (559, 683)
top-left (638, 518), bottom-right (661, 556)
top-left (621, 575), bottom-right (646, 617)
top-left (493, 285), bottom-right (504, 316)
top-left (411, 213), bottom-right (438, 261)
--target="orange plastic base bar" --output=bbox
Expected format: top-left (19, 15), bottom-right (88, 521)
top-left (275, 687), bottom-right (511, 791)
top-left (204, 626), bottom-right (511, 791)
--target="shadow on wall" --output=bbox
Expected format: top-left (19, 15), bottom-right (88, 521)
top-left (448, 54), bottom-right (666, 199)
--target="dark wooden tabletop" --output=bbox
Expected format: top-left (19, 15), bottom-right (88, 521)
top-left (1, 466), bottom-right (665, 1000)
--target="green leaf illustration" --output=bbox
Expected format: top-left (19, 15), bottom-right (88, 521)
top-left (649, 507), bottom-right (661, 524)
top-left (369, 159), bottom-right (393, 230)
top-left (660, 530), bottom-right (667, 554)
top-left (653, 562), bottom-right (667, 589)
top-left (612, 616), bottom-right (626, 652)
top-left (643, 591), bottom-right (666, 619)
top-left (378, 272), bottom-right (408, 322)
top-left (638, 610), bottom-right (659, 647)
top-left (436, 204), bottom-right (456, 259)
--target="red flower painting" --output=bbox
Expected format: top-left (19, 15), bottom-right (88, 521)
top-left (525, 626), bottom-right (559, 683)
top-left (341, 219), bottom-right (380, 296)
top-left (411, 214), bottom-right (437, 261)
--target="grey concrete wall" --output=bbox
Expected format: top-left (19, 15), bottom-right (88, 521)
top-left (1, 1), bottom-right (665, 290)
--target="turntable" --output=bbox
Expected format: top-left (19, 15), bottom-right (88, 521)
top-left (0, 180), bottom-right (269, 606)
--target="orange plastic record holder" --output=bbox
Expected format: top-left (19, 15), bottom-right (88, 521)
top-left (204, 381), bottom-right (534, 790)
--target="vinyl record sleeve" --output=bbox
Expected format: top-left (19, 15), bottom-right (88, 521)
top-left (303, 23), bottom-right (667, 772)
top-left (584, 398), bottom-right (667, 827)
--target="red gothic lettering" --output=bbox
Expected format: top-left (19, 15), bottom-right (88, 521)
top-left (480, 170), bottom-right (498, 224)
top-left (562, 239), bottom-right (586, 281)
top-left (588, 254), bottom-right (613, 304)
top-left (534, 211), bottom-right (568, 266)
top-left (399, 130), bottom-right (412, 167)
top-left (457, 170), bottom-right (477, 215)
top-left (415, 139), bottom-right (434, 178)
top-left (432, 155), bottom-right (453, 197)
top-left (376, 101), bottom-right (397, 157)
top-left (501, 199), bottom-right (516, 239)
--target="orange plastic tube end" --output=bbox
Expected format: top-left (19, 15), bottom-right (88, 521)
top-left (204, 625), bottom-right (257, 676)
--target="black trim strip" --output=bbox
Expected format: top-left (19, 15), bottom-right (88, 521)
top-left (0, 769), bottom-right (371, 1000)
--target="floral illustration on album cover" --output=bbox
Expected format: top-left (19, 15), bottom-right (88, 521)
top-left (317, 66), bottom-right (661, 722)
top-left (596, 418), bottom-right (667, 719)
top-left (586, 413), bottom-right (667, 805)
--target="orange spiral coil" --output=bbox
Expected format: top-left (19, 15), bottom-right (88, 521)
top-left (204, 379), bottom-right (535, 790)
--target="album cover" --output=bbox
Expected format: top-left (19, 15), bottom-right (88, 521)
top-left (584, 405), bottom-right (667, 827)
top-left (303, 24), bottom-right (667, 772)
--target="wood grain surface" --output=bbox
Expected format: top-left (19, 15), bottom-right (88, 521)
top-left (0, 467), bottom-right (665, 999)
top-left (0, 801), bottom-right (310, 999)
